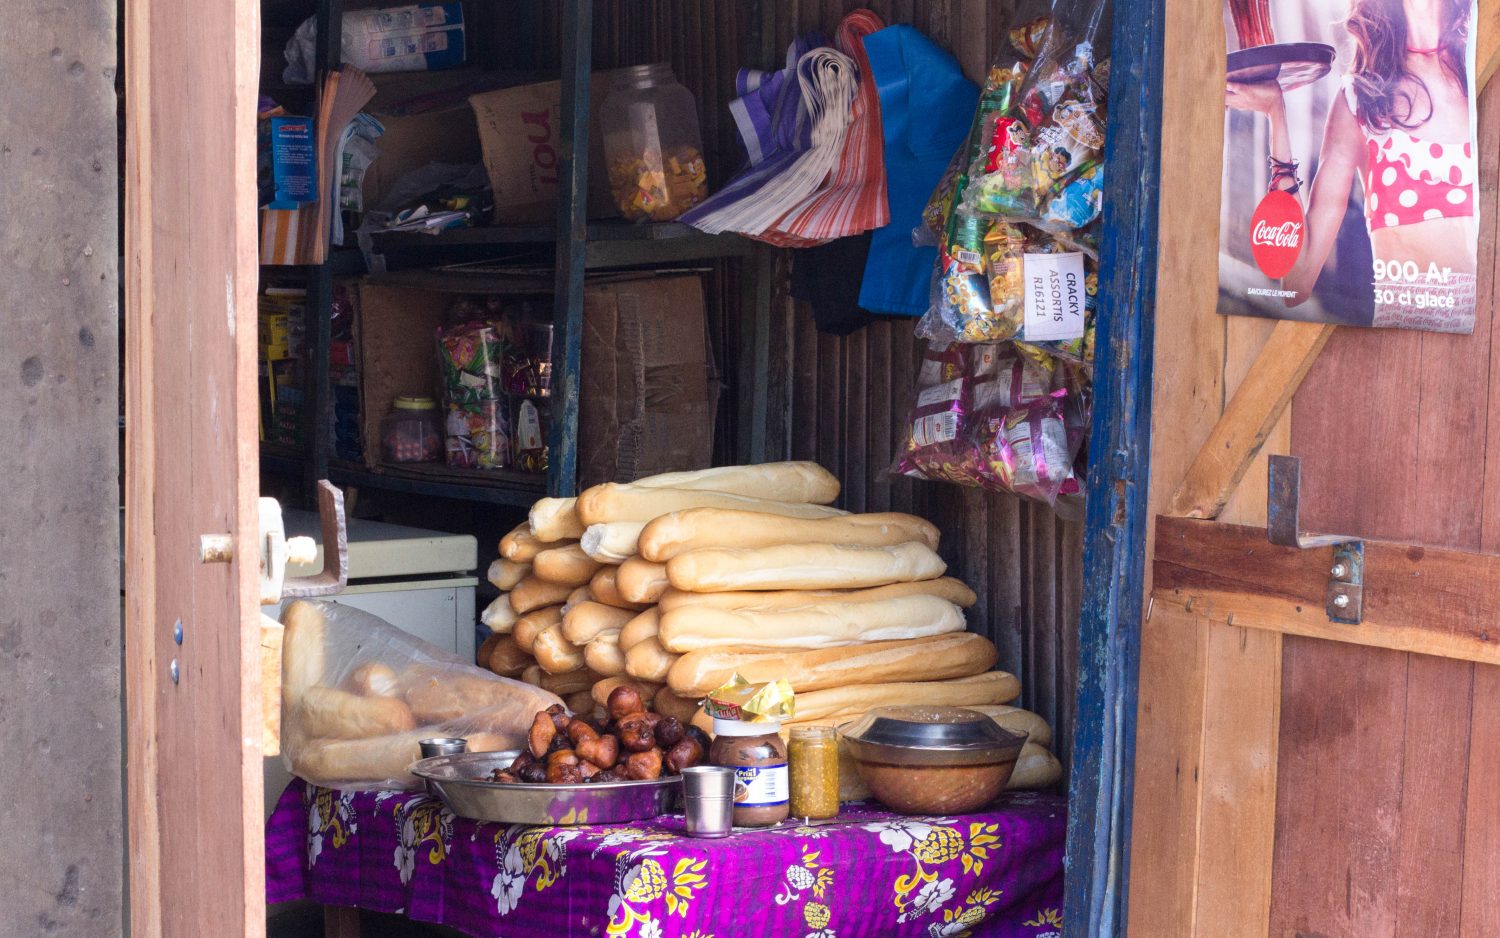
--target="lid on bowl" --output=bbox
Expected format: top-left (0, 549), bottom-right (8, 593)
top-left (838, 706), bottom-right (1027, 767)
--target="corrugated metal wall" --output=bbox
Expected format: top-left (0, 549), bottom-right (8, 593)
top-left (504, 0), bottom-right (1083, 768)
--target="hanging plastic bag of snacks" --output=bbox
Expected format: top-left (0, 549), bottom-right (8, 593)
top-left (958, 0), bottom-right (1110, 231)
top-left (893, 342), bottom-right (1086, 505)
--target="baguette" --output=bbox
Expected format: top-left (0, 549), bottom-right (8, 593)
top-left (658, 577), bottom-right (978, 612)
top-left (486, 636), bottom-right (531, 678)
top-left (625, 636), bottom-right (680, 683)
top-left (298, 686), bottom-right (417, 739)
top-left (783, 673), bottom-right (1022, 722)
top-left (292, 732), bottom-right (427, 787)
top-left (539, 667), bottom-right (603, 696)
top-left (345, 661), bottom-right (400, 697)
top-left (533, 624), bottom-right (585, 674)
top-left (970, 706), bottom-right (1053, 749)
top-left (529, 497), bottom-right (586, 542)
top-left (565, 690), bottom-right (599, 717)
top-left (403, 673), bottom-right (559, 724)
top-left (476, 633), bottom-right (502, 669)
top-left (513, 605), bottom-right (564, 654)
top-left (562, 602), bottom-right (637, 645)
top-left (584, 631), bottom-right (626, 676)
top-left (652, 687), bottom-right (702, 725)
top-left (577, 483), bottom-right (847, 526)
top-left (499, 522), bottom-right (573, 563)
top-left (640, 509), bottom-right (940, 561)
top-left (486, 558), bottom-right (531, 591)
top-left (1008, 742), bottom-right (1063, 790)
top-left (590, 676), bottom-right (663, 710)
top-left (509, 576), bottom-right (575, 614)
top-left (563, 586), bottom-right (592, 614)
top-left (617, 556), bottom-right (670, 603)
top-left (280, 600), bottom-right (328, 703)
top-left (580, 522), bottom-right (647, 563)
top-left (668, 633), bottom-right (998, 696)
top-left (589, 566), bottom-right (651, 611)
top-left (480, 595), bottom-right (519, 633)
top-left (630, 461), bottom-right (840, 504)
top-left (618, 607), bottom-right (660, 651)
top-left (295, 728), bottom-right (515, 788)
top-left (658, 595), bottom-right (965, 652)
top-left (667, 541), bottom-right (946, 592)
top-left (533, 544), bottom-right (605, 587)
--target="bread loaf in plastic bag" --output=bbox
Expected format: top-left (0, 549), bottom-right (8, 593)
top-left (280, 600), bottom-right (562, 790)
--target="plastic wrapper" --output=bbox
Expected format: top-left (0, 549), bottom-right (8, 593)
top-left (437, 320), bottom-right (511, 469)
top-left (893, 342), bottom-right (1087, 505)
top-left (280, 600), bottom-right (563, 790)
top-left (957, 0), bottom-right (1110, 231)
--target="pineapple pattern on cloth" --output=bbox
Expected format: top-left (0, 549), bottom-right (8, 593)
top-left (269, 781), bottom-right (1066, 938)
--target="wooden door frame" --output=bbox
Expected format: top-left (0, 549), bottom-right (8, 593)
top-left (123, 0), bottom-right (265, 932)
top-left (1063, 0), bottom-right (1165, 932)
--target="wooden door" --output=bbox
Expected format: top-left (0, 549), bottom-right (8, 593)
top-left (123, 0), bottom-right (264, 933)
top-left (1127, 8), bottom-right (1500, 935)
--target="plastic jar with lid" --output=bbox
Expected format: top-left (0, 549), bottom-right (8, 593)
top-left (789, 725), bottom-right (840, 820)
top-left (708, 718), bottom-right (788, 827)
top-left (600, 63), bottom-right (708, 222)
top-left (381, 396), bottom-right (443, 463)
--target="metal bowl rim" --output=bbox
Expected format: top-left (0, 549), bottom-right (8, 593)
top-left (410, 751), bottom-right (680, 794)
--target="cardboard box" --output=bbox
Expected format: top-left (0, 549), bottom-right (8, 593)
top-left (355, 273), bottom-right (714, 484)
top-left (468, 74), bottom-right (618, 225)
top-left (360, 73), bottom-right (491, 211)
top-left (578, 274), bottom-right (716, 487)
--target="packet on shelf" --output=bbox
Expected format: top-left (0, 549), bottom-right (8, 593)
top-left (702, 674), bottom-right (796, 724)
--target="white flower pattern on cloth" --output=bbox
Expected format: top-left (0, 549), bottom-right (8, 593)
top-left (900, 878), bottom-right (956, 923)
top-left (492, 839), bottom-right (526, 915)
top-left (861, 817), bottom-right (954, 853)
top-left (391, 796), bottom-right (453, 886)
top-left (638, 919), bottom-right (663, 938)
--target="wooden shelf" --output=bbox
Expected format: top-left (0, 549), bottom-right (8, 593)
top-left (326, 460), bottom-right (545, 507)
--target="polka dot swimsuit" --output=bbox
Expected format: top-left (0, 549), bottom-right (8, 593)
top-left (1345, 81), bottom-right (1477, 230)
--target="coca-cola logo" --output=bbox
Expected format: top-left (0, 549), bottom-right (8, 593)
top-left (1249, 189), bottom-right (1305, 279)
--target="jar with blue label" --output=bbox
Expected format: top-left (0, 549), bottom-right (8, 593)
top-left (709, 717), bottom-right (788, 827)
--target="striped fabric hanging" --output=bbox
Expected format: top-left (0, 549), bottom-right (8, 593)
top-left (765, 9), bottom-right (889, 244)
top-left (679, 45), bottom-right (857, 237)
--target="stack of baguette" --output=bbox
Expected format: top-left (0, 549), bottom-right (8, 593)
top-left (477, 461), bottom-right (1062, 797)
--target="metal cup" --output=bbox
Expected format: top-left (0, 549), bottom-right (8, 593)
top-left (680, 765), bottom-right (735, 798)
top-left (419, 737), bottom-right (469, 759)
top-left (683, 793), bottom-right (734, 838)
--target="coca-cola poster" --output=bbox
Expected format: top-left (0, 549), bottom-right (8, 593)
top-left (1220, 0), bottom-right (1480, 333)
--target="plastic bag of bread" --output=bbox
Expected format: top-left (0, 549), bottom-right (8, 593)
top-left (280, 600), bottom-right (563, 790)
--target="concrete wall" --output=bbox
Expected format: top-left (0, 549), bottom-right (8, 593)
top-left (0, 2), bottom-right (122, 935)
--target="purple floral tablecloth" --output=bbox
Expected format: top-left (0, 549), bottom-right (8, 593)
top-left (267, 780), bottom-right (1065, 938)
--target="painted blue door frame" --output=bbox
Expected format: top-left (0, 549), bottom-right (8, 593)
top-left (1064, 0), bottom-right (1165, 932)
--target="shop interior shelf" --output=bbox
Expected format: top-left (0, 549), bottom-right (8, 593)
top-left (326, 459), bottom-right (546, 507)
top-left (370, 221), bottom-right (752, 269)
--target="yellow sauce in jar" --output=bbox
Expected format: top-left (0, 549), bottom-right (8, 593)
top-left (788, 725), bottom-right (840, 819)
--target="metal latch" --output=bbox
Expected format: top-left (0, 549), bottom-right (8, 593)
top-left (1267, 455), bottom-right (1364, 624)
top-left (260, 480), bottom-right (349, 602)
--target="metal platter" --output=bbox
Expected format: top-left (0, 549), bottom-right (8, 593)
top-left (1227, 42), bottom-right (1336, 92)
top-left (411, 750), bottom-right (680, 825)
